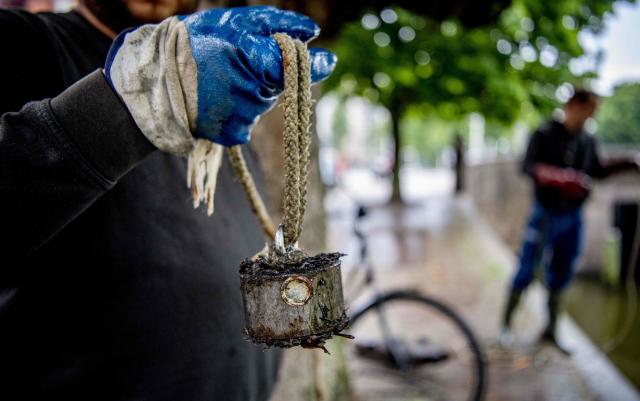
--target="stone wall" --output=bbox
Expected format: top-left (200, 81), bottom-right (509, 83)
top-left (466, 155), bottom-right (640, 274)
top-left (465, 159), bottom-right (531, 254)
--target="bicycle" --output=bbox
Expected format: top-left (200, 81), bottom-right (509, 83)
top-left (343, 205), bottom-right (487, 401)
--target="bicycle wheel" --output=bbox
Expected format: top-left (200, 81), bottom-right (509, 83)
top-left (346, 290), bottom-right (486, 401)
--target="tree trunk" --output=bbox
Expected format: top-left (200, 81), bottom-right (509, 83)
top-left (454, 133), bottom-right (465, 194)
top-left (390, 107), bottom-right (402, 203)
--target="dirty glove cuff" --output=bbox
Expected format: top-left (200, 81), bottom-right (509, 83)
top-left (105, 17), bottom-right (197, 155)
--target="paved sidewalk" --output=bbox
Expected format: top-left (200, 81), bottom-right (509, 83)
top-left (326, 193), bottom-right (638, 401)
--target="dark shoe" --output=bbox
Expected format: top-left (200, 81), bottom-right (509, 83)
top-left (355, 337), bottom-right (449, 366)
top-left (503, 288), bottom-right (523, 330)
top-left (541, 331), bottom-right (572, 356)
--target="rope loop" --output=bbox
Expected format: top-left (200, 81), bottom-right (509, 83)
top-left (273, 33), bottom-right (312, 247)
top-left (227, 33), bottom-right (312, 248)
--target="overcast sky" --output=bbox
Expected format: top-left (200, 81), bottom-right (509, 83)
top-left (583, 1), bottom-right (640, 95)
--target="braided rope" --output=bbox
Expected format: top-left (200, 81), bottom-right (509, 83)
top-left (275, 33), bottom-right (307, 246)
top-left (228, 146), bottom-right (276, 240)
top-left (228, 34), bottom-right (311, 247)
top-left (294, 39), bottom-right (312, 239)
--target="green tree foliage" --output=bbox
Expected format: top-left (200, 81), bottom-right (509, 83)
top-left (597, 82), bottom-right (640, 144)
top-left (326, 0), bottom-right (626, 122)
top-left (323, 0), bottom-right (632, 199)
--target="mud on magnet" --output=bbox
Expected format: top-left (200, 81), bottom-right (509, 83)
top-left (239, 249), bottom-right (349, 351)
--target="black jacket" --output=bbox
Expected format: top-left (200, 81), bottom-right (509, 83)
top-left (0, 9), bottom-right (280, 401)
top-left (522, 119), bottom-right (635, 210)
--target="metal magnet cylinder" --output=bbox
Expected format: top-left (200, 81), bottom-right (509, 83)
top-left (239, 251), bottom-right (348, 349)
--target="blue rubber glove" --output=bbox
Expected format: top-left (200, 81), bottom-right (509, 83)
top-left (105, 6), bottom-right (336, 152)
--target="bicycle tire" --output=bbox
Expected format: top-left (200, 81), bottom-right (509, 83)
top-left (348, 290), bottom-right (487, 401)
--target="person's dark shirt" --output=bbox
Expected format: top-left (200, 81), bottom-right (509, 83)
top-left (0, 9), bottom-right (280, 401)
top-left (522, 119), bottom-right (634, 210)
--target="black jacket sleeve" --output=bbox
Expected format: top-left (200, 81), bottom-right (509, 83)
top-left (522, 129), bottom-right (543, 178)
top-left (596, 159), bottom-right (638, 178)
top-left (587, 136), bottom-right (637, 179)
top-left (0, 70), bottom-right (156, 264)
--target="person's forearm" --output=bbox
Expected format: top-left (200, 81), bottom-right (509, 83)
top-left (533, 163), bottom-right (566, 187)
top-left (533, 163), bottom-right (591, 191)
top-left (0, 70), bottom-right (155, 266)
top-left (594, 158), bottom-right (637, 179)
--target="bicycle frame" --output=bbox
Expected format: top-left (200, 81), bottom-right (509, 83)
top-left (341, 205), bottom-right (487, 401)
top-left (344, 206), bottom-right (418, 369)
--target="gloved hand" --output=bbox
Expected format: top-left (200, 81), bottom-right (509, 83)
top-left (104, 6), bottom-right (336, 154)
top-left (534, 164), bottom-right (591, 198)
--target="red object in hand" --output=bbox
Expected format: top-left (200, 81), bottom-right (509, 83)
top-left (534, 164), bottom-right (592, 198)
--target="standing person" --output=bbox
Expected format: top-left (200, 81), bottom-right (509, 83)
top-left (0, 2), bottom-right (335, 400)
top-left (501, 89), bottom-right (638, 354)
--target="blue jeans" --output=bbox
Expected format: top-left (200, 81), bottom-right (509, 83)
top-left (512, 202), bottom-right (583, 291)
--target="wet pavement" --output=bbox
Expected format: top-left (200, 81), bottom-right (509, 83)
top-left (326, 191), bottom-right (640, 401)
